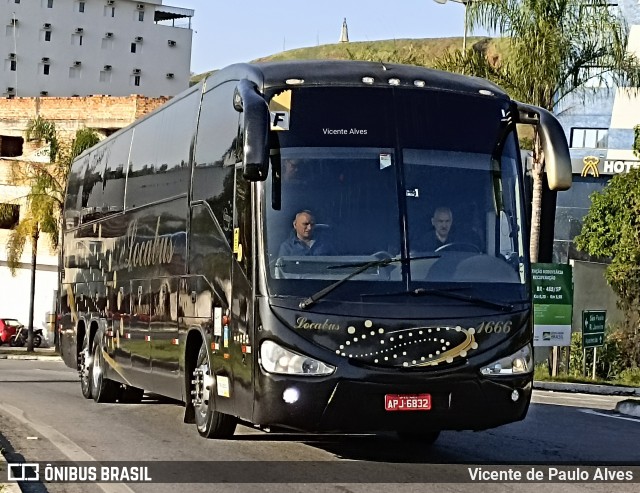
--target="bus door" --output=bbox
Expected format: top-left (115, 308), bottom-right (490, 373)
top-left (149, 278), bottom-right (181, 399)
top-left (129, 279), bottom-right (153, 390)
top-left (227, 167), bottom-right (255, 420)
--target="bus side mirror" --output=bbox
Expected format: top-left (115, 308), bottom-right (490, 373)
top-left (234, 79), bottom-right (269, 181)
top-left (515, 101), bottom-right (572, 191)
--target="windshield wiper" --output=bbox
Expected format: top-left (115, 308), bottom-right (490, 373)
top-left (363, 287), bottom-right (514, 312)
top-left (298, 254), bottom-right (439, 309)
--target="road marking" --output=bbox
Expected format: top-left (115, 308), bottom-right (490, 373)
top-left (0, 402), bottom-right (135, 493)
top-left (580, 408), bottom-right (640, 423)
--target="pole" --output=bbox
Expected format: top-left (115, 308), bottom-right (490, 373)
top-left (592, 347), bottom-right (597, 380)
top-left (12, 12), bottom-right (18, 96)
top-left (462, 1), bottom-right (468, 52)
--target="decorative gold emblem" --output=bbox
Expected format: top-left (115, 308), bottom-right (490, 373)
top-left (333, 320), bottom-right (478, 367)
top-left (581, 156), bottom-right (600, 177)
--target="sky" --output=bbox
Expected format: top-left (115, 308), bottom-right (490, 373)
top-left (165, 0), bottom-right (483, 75)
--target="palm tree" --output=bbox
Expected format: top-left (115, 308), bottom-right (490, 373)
top-left (4, 120), bottom-right (99, 351)
top-left (434, 0), bottom-right (640, 262)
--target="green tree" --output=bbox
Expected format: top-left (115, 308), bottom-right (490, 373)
top-left (1, 121), bottom-right (99, 351)
top-left (575, 168), bottom-right (640, 354)
top-left (434, 0), bottom-right (640, 262)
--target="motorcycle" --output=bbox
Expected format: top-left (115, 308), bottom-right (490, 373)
top-left (9, 325), bottom-right (43, 348)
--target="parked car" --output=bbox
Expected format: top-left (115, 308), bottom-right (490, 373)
top-left (0, 318), bottom-right (23, 345)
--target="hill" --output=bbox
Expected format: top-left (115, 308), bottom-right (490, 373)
top-left (190, 36), bottom-right (508, 85)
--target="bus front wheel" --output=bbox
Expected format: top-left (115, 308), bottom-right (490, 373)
top-left (192, 342), bottom-right (237, 439)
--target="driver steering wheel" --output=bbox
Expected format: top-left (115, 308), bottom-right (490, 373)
top-left (435, 242), bottom-right (481, 253)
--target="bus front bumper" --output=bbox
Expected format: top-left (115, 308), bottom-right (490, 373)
top-left (252, 373), bottom-right (532, 433)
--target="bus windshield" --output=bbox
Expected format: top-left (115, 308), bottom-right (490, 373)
top-left (263, 86), bottom-right (527, 304)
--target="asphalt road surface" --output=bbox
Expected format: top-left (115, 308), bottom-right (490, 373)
top-left (1, 359), bottom-right (639, 493)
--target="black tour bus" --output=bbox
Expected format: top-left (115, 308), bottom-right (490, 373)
top-left (59, 60), bottom-right (571, 442)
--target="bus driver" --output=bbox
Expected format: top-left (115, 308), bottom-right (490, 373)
top-left (278, 210), bottom-right (335, 256)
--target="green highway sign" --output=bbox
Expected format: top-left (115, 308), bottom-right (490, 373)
top-left (582, 310), bottom-right (606, 348)
top-left (532, 263), bottom-right (573, 347)
top-left (583, 333), bottom-right (604, 347)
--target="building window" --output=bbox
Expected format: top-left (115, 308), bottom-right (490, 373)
top-left (103, 6), bottom-right (115, 17)
top-left (99, 70), bottom-right (112, 83)
top-left (134, 75), bottom-right (141, 86)
top-left (570, 128), bottom-right (608, 149)
top-left (0, 136), bottom-right (23, 157)
top-left (138, 11), bottom-right (144, 22)
top-left (45, 30), bottom-right (51, 41)
top-left (10, 60), bottom-right (16, 71)
top-left (0, 204), bottom-right (20, 229)
top-left (14, 0), bottom-right (21, 4)
top-left (47, 0), bottom-right (53, 8)
top-left (130, 43), bottom-right (136, 53)
top-left (78, 2), bottom-right (85, 13)
top-left (43, 63), bottom-right (50, 75)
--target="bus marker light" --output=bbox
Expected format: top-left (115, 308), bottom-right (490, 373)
top-left (362, 76), bottom-right (374, 85)
top-left (413, 80), bottom-right (426, 87)
top-left (283, 387), bottom-right (299, 404)
top-left (388, 78), bottom-right (400, 86)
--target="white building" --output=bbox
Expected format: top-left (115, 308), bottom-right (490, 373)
top-left (1, 0), bottom-right (194, 98)
top-left (0, 95), bottom-right (169, 343)
top-left (553, 1), bottom-right (640, 263)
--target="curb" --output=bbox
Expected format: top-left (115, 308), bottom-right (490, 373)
top-left (0, 460), bottom-right (22, 493)
top-left (615, 399), bottom-right (640, 418)
top-left (0, 354), bottom-right (62, 361)
top-left (534, 380), bottom-right (640, 419)
top-left (533, 380), bottom-right (640, 397)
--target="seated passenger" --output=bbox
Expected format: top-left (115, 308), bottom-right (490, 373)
top-left (278, 210), bottom-right (335, 256)
top-left (412, 206), bottom-right (481, 252)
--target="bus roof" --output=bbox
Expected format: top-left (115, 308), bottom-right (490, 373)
top-left (206, 60), bottom-right (509, 99)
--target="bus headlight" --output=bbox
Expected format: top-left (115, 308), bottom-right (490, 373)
top-left (480, 344), bottom-right (533, 376)
top-left (260, 340), bottom-right (335, 376)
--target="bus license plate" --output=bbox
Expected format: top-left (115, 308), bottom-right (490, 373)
top-left (384, 394), bottom-right (431, 411)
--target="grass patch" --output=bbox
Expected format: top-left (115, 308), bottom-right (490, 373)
top-left (535, 362), bottom-right (640, 387)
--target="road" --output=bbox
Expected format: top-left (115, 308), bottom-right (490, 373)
top-left (0, 359), bottom-right (639, 493)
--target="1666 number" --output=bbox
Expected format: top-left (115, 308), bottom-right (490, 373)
top-left (476, 321), bottom-right (512, 334)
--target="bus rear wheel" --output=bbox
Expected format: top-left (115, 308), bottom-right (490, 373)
top-left (90, 328), bottom-right (120, 403)
top-left (396, 431), bottom-right (441, 444)
top-left (192, 342), bottom-right (236, 439)
top-left (79, 333), bottom-right (92, 399)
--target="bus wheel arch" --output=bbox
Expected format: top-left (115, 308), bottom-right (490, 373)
top-left (183, 328), bottom-right (203, 424)
top-left (184, 327), bottom-right (237, 438)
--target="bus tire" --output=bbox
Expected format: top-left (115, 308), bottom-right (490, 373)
top-left (79, 332), bottom-right (93, 399)
top-left (120, 385), bottom-right (144, 404)
top-left (193, 342), bottom-right (237, 439)
top-left (396, 431), bottom-right (440, 444)
top-left (90, 328), bottom-right (120, 403)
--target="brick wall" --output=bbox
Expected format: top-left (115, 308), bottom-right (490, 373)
top-left (0, 95), bottom-right (170, 140)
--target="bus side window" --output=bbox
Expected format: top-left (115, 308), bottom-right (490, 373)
top-left (192, 81), bottom-right (240, 247)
